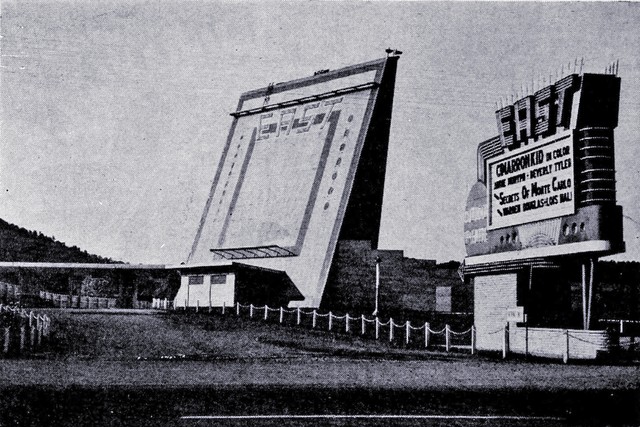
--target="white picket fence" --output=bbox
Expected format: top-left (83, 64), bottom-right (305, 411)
top-left (39, 291), bottom-right (117, 309)
top-left (0, 304), bottom-right (51, 356)
top-left (0, 282), bottom-right (20, 302)
top-left (151, 298), bottom-right (174, 310)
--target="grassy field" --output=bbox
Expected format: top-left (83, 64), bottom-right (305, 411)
top-left (43, 310), bottom-right (446, 361)
top-left (1, 309), bottom-right (636, 391)
top-left (1, 310), bottom-right (639, 426)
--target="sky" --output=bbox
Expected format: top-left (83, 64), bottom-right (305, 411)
top-left (1, 1), bottom-right (639, 264)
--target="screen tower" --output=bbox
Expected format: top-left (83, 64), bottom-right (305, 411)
top-left (175, 53), bottom-right (400, 308)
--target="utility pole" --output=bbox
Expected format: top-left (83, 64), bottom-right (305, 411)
top-left (373, 256), bottom-right (381, 316)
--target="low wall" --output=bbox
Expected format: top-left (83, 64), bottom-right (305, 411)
top-left (509, 326), bottom-right (609, 360)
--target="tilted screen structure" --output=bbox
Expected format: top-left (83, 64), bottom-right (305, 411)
top-left (187, 56), bottom-right (398, 307)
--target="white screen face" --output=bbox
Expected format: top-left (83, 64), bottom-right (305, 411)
top-left (488, 132), bottom-right (575, 230)
top-left (185, 58), bottom-right (393, 307)
top-left (204, 89), bottom-right (372, 253)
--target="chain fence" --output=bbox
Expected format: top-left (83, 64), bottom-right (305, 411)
top-left (171, 300), bottom-right (477, 353)
top-left (164, 300), bottom-right (640, 362)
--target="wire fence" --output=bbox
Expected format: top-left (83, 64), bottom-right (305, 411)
top-left (596, 319), bottom-right (640, 354)
top-left (598, 318), bottom-right (640, 336)
top-left (0, 303), bottom-right (51, 357)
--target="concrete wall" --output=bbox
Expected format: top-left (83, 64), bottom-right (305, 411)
top-left (321, 240), bottom-right (465, 315)
top-left (509, 326), bottom-right (609, 360)
top-left (474, 273), bottom-right (517, 351)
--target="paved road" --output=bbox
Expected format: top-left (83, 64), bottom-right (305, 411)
top-left (1, 383), bottom-right (637, 426)
top-left (1, 357), bottom-right (638, 426)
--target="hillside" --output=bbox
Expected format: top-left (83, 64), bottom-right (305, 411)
top-left (0, 219), bottom-right (181, 302)
top-left (0, 218), bottom-right (117, 263)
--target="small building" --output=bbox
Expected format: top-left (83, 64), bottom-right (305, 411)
top-left (173, 263), bottom-right (303, 309)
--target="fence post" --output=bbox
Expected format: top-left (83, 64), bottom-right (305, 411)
top-left (389, 318), bottom-right (394, 342)
top-left (328, 312), bottom-right (333, 331)
top-left (249, 304), bottom-right (254, 318)
top-left (471, 325), bottom-right (476, 355)
top-left (264, 305), bottom-right (269, 321)
top-left (222, 301), bottom-right (226, 315)
top-left (312, 310), bottom-right (317, 328)
top-left (236, 302), bottom-right (240, 316)
top-left (184, 299), bottom-right (187, 310)
top-left (30, 326), bottom-right (36, 348)
top-left (375, 317), bottom-right (380, 340)
top-left (424, 322), bottom-right (430, 348)
top-left (3, 327), bottom-right (9, 354)
top-left (345, 314), bottom-right (350, 333)
top-left (19, 326), bottom-right (26, 353)
top-left (406, 321), bottom-right (410, 345)
top-left (563, 329), bottom-right (570, 364)
top-left (297, 307), bottom-right (301, 325)
top-left (361, 315), bottom-right (365, 335)
top-left (502, 323), bottom-right (509, 359)
top-left (196, 300), bottom-right (200, 313)
top-left (620, 320), bottom-right (624, 335)
top-left (445, 324), bottom-right (450, 352)
top-left (209, 299), bottom-right (212, 313)
top-left (279, 307), bottom-right (284, 324)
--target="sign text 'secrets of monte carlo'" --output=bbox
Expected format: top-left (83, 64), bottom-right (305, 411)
top-left (488, 132), bottom-right (574, 229)
top-left (465, 69), bottom-right (623, 259)
top-left (464, 63), bottom-right (625, 359)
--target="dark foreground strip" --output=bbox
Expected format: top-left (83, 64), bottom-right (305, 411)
top-left (0, 385), bottom-right (637, 426)
top-left (181, 414), bottom-right (565, 421)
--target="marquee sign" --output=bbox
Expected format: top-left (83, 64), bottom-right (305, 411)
top-left (488, 131), bottom-right (575, 230)
top-left (465, 69), bottom-right (623, 260)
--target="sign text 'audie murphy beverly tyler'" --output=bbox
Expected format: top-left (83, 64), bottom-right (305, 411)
top-left (465, 67), bottom-right (623, 259)
top-left (488, 131), bottom-right (574, 229)
top-left (487, 74), bottom-right (581, 230)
